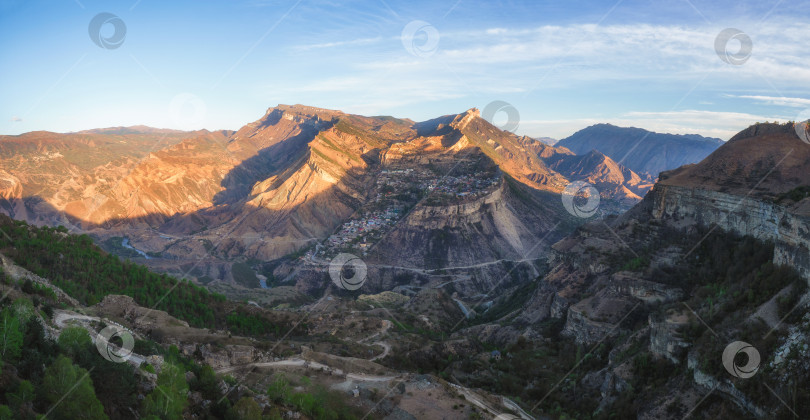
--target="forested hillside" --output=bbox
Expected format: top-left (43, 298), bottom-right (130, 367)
top-left (0, 215), bottom-right (287, 338)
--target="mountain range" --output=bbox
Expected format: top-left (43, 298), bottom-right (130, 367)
top-left (1, 107), bottom-right (809, 419)
top-left (0, 105), bottom-right (700, 295)
top-left (557, 123), bottom-right (724, 178)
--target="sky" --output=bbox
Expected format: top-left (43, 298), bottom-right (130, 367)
top-left (1, 0), bottom-right (808, 140)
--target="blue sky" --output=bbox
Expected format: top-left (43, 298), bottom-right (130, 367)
top-left (1, 0), bottom-right (808, 139)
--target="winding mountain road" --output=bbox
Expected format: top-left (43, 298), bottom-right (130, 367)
top-left (53, 310), bottom-right (146, 367)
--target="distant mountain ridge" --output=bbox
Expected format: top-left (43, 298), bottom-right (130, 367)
top-left (557, 123), bottom-right (724, 178)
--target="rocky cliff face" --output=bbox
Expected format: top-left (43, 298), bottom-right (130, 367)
top-left (365, 181), bottom-right (562, 297)
top-left (0, 170), bottom-right (21, 201)
top-left (650, 184), bottom-right (810, 281)
top-left (648, 311), bottom-right (690, 364)
top-left (687, 351), bottom-right (767, 417)
top-left (647, 122), bottom-right (810, 281)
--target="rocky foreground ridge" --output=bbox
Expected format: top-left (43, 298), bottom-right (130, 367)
top-left (441, 122), bottom-right (810, 418)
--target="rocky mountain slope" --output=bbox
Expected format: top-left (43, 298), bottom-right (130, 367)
top-left (442, 122), bottom-right (810, 418)
top-left (654, 122), bottom-right (810, 278)
top-left (1, 106), bottom-right (654, 296)
top-left (558, 123), bottom-right (724, 178)
top-left (0, 127), bottom-right (196, 225)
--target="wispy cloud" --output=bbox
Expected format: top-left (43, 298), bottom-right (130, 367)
top-left (282, 19), bottom-right (810, 106)
top-left (9, 116), bottom-right (22, 122)
top-left (271, 19), bottom-right (807, 139)
top-left (729, 94), bottom-right (810, 108)
top-left (292, 36), bottom-right (387, 51)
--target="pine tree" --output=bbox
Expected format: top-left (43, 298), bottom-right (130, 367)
top-left (0, 309), bottom-right (22, 361)
top-left (41, 355), bottom-right (108, 420)
top-left (142, 362), bottom-right (188, 419)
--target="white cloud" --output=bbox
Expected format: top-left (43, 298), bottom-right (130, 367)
top-left (485, 28), bottom-right (508, 35)
top-left (287, 19), bottom-right (810, 103)
top-left (729, 94), bottom-right (810, 108)
top-left (274, 19), bottom-right (807, 137)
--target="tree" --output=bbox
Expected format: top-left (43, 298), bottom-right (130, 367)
top-left (41, 355), bottom-right (108, 420)
top-left (0, 308), bottom-right (22, 361)
top-left (57, 326), bottom-right (92, 360)
top-left (193, 365), bottom-right (222, 400)
top-left (267, 374), bottom-right (291, 403)
top-left (226, 397), bottom-right (262, 420)
top-left (142, 362), bottom-right (188, 419)
top-left (88, 358), bottom-right (138, 416)
top-left (11, 298), bottom-right (35, 327)
top-left (0, 405), bottom-right (12, 420)
top-left (8, 380), bottom-right (35, 411)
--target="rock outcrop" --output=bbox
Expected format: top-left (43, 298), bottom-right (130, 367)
top-left (648, 310), bottom-right (691, 363)
top-left (651, 184), bottom-right (810, 281)
top-left (649, 123), bottom-right (810, 281)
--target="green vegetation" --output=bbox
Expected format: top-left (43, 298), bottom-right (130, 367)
top-left (57, 326), bottom-right (92, 359)
top-left (0, 216), bottom-right (224, 327)
top-left (0, 283), bottom-right (287, 419)
top-left (775, 185), bottom-right (810, 204)
top-left (231, 262), bottom-right (260, 289)
top-left (316, 134), bottom-right (361, 163)
top-left (620, 256), bottom-right (649, 271)
top-left (0, 298), bottom-right (118, 419)
top-left (41, 355), bottom-right (108, 420)
top-left (0, 215), bottom-right (359, 419)
top-left (226, 310), bottom-right (282, 337)
top-left (0, 307), bottom-right (23, 360)
top-left (473, 278), bottom-right (541, 324)
top-left (0, 216), bottom-right (291, 339)
top-left (101, 236), bottom-right (144, 259)
top-left (143, 362), bottom-right (189, 419)
top-left (227, 397), bottom-right (263, 420)
top-left (311, 146), bottom-right (341, 167)
top-left (265, 374), bottom-right (362, 419)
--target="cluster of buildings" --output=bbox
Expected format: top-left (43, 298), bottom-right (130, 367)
top-left (375, 168), bottom-right (500, 200)
top-left (326, 207), bottom-right (403, 247)
top-left (425, 172), bottom-right (499, 198)
top-left (308, 166), bottom-right (501, 259)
